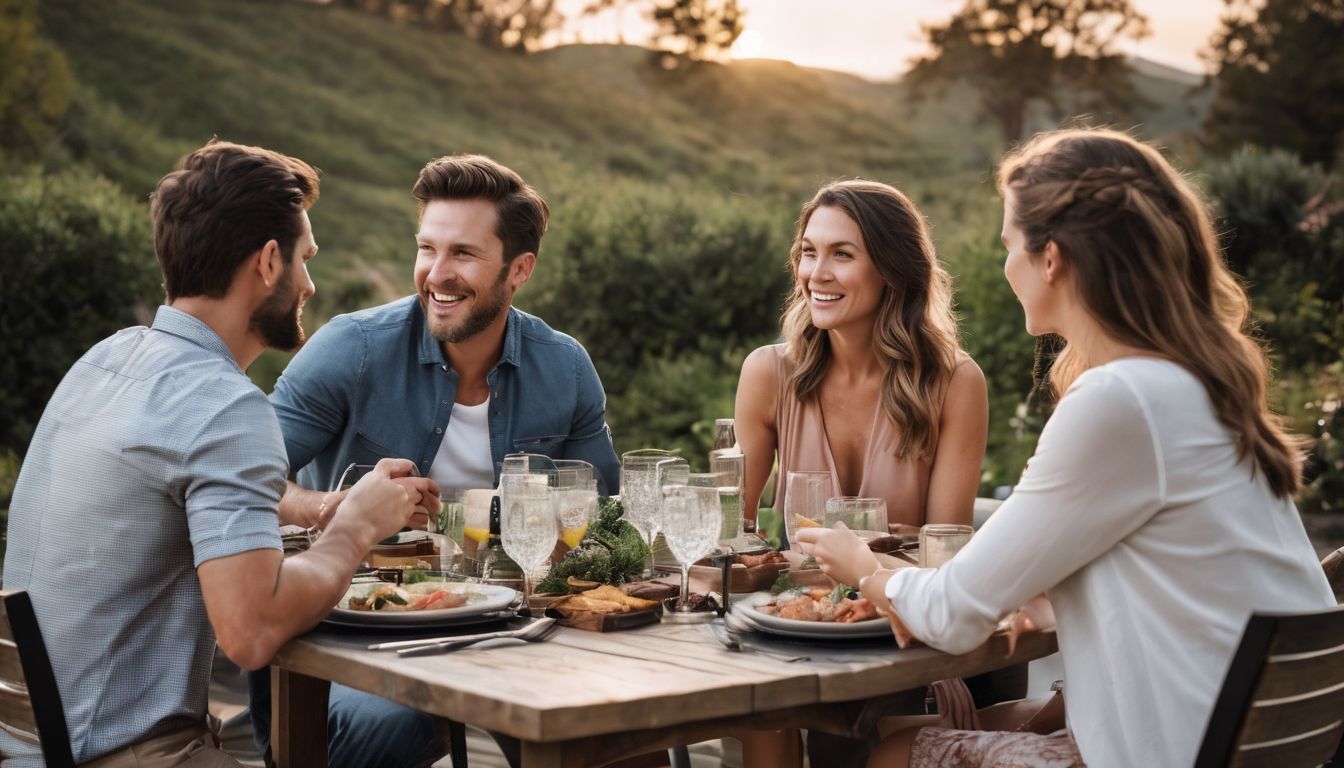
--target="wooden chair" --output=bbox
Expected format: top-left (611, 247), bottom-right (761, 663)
top-left (1194, 603), bottom-right (1344, 767)
top-left (0, 589), bottom-right (75, 767)
top-left (1323, 545), bottom-right (1344, 602)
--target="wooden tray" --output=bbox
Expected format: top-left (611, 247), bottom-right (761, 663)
top-left (690, 561), bottom-right (787, 593)
top-left (546, 605), bottom-right (661, 632)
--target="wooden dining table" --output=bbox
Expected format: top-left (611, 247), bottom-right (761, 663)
top-left (269, 611), bottom-right (1058, 768)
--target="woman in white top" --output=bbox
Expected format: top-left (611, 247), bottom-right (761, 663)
top-left (797, 128), bottom-right (1335, 768)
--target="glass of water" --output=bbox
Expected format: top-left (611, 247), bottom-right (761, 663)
top-left (824, 496), bottom-right (888, 538)
top-left (660, 483), bottom-right (720, 611)
top-left (500, 484), bottom-right (557, 602)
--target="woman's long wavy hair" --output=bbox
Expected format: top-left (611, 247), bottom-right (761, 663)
top-left (999, 129), bottom-right (1303, 497)
top-left (781, 180), bottom-right (961, 460)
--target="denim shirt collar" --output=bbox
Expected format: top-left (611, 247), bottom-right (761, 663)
top-left (151, 305), bottom-right (245, 376)
top-left (415, 302), bottom-right (523, 370)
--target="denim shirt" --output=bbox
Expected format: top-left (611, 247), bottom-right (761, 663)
top-left (271, 297), bottom-right (620, 495)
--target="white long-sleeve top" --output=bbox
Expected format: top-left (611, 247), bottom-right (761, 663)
top-left (886, 358), bottom-right (1334, 768)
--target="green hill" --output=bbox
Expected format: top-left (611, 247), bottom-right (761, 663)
top-left (39, 0), bottom-right (1204, 300)
top-left (25, 0), bottom-right (1210, 479)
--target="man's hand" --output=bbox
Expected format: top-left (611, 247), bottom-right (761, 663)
top-left (394, 475), bottom-right (441, 530)
top-left (327, 458), bottom-right (419, 546)
top-left (794, 523), bottom-right (881, 587)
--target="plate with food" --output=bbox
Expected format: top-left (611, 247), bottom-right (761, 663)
top-left (734, 588), bottom-right (892, 640)
top-left (325, 579), bottom-right (518, 628)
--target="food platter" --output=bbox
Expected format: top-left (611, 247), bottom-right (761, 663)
top-left (733, 592), bottom-right (893, 640)
top-left (324, 581), bottom-right (518, 629)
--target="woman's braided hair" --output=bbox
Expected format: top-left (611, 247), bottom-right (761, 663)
top-left (999, 129), bottom-right (1303, 497)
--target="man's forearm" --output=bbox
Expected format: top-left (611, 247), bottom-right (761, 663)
top-left (279, 479), bottom-right (326, 528)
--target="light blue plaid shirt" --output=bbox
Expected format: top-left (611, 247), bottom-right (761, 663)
top-left (2, 306), bottom-right (284, 764)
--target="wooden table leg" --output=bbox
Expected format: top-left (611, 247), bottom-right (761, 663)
top-left (271, 666), bottom-right (330, 768)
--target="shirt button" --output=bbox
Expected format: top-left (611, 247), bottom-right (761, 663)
top-left (441, 364), bottom-right (448, 372)
top-left (434, 427), bottom-right (443, 434)
top-left (441, 400), bottom-right (449, 405)
top-left (492, 390), bottom-right (499, 399)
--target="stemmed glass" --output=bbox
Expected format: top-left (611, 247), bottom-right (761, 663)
top-left (499, 483), bottom-right (557, 605)
top-left (552, 459), bottom-right (598, 550)
top-left (620, 449), bottom-right (676, 575)
top-left (823, 497), bottom-right (889, 538)
top-left (783, 470), bottom-right (831, 550)
top-left (660, 483), bottom-right (720, 611)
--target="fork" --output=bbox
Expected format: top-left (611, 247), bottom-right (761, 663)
top-left (707, 618), bottom-right (809, 663)
top-left (393, 617), bottom-right (558, 657)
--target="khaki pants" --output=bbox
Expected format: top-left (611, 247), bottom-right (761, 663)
top-left (83, 726), bottom-right (244, 768)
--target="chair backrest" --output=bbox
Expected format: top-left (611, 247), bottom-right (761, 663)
top-left (1323, 546), bottom-right (1344, 603)
top-left (1195, 604), bottom-right (1344, 768)
top-left (0, 589), bottom-right (75, 767)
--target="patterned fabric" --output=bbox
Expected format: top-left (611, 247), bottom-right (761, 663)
top-left (2, 306), bottom-right (285, 763)
top-left (910, 727), bottom-right (1086, 767)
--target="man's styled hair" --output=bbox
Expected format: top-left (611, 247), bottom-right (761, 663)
top-left (150, 139), bottom-right (320, 301)
top-left (411, 154), bottom-right (549, 263)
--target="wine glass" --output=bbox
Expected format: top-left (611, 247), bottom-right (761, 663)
top-left (783, 470), bottom-right (831, 549)
top-left (552, 459), bottom-right (598, 550)
top-left (500, 484), bottom-right (557, 604)
top-left (659, 483), bottom-right (720, 611)
top-left (620, 449), bottom-right (676, 574)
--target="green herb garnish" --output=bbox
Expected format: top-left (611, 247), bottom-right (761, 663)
top-left (404, 569), bottom-right (430, 584)
top-left (536, 497), bottom-right (651, 594)
top-left (771, 572), bottom-right (800, 595)
top-left (830, 583), bottom-right (856, 602)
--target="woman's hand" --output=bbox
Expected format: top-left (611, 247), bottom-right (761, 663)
top-left (794, 523), bottom-right (880, 587)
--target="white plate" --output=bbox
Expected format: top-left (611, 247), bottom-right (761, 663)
top-left (733, 592), bottom-right (892, 640)
top-left (327, 581), bottom-right (517, 626)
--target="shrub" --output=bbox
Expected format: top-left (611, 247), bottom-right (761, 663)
top-left (0, 166), bottom-right (160, 454)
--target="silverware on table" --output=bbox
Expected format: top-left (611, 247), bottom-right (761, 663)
top-left (367, 617), bottom-right (556, 655)
top-left (707, 618), bottom-right (809, 663)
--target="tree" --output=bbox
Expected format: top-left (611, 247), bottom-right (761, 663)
top-left (452, 0), bottom-right (561, 51)
top-left (0, 0), bottom-right (75, 157)
top-left (1203, 0), bottom-right (1344, 169)
top-left (650, 0), bottom-right (744, 63)
top-left (907, 0), bottom-right (1150, 145)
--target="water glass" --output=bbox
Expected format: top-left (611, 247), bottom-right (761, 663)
top-left (920, 524), bottom-right (974, 568)
top-left (709, 452), bottom-right (745, 543)
top-left (783, 471), bottom-right (830, 548)
top-left (554, 479), bottom-right (598, 550)
top-left (824, 497), bottom-right (888, 538)
top-left (660, 484), bottom-right (720, 610)
top-left (500, 485), bottom-right (557, 601)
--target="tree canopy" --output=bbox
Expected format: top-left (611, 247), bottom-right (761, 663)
top-left (1203, 0), bottom-right (1344, 169)
top-left (907, 0), bottom-right (1150, 144)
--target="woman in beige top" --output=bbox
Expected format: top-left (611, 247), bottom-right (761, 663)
top-left (736, 179), bottom-right (988, 535)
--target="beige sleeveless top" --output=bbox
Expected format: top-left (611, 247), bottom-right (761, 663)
top-left (768, 344), bottom-right (934, 529)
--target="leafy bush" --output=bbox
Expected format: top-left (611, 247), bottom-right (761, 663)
top-left (1204, 147), bottom-right (1344, 514)
top-left (0, 166), bottom-right (161, 454)
top-left (520, 180), bottom-right (792, 460)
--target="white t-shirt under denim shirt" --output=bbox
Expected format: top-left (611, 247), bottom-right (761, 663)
top-left (885, 358), bottom-right (1334, 768)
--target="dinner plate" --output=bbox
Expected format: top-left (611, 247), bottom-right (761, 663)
top-left (325, 581), bottom-right (518, 627)
top-left (733, 592), bottom-right (892, 640)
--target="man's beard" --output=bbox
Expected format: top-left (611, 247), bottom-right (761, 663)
top-left (251, 265), bottom-right (305, 351)
top-left (427, 265), bottom-right (509, 344)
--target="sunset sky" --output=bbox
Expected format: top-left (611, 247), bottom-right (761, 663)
top-left (560, 0), bottom-right (1227, 81)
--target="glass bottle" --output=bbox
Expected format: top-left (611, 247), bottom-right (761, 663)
top-left (481, 495), bottom-right (521, 580)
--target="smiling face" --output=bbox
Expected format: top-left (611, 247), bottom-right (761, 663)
top-left (414, 199), bottom-right (518, 345)
top-left (796, 205), bottom-right (884, 333)
top-left (250, 210), bottom-right (317, 351)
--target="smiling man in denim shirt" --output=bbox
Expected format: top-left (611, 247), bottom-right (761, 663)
top-left (269, 153), bottom-right (620, 528)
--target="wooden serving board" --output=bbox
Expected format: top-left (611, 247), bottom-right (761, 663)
top-left (546, 605), bottom-right (662, 632)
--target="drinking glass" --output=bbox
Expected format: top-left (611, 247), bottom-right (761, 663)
top-left (919, 524), bottom-right (974, 568)
top-left (552, 460), bottom-right (598, 550)
top-left (500, 485), bottom-right (557, 602)
top-left (824, 497), bottom-right (888, 538)
top-left (660, 484), bottom-right (720, 611)
top-left (621, 449), bottom-right (676, 574)
top-left (783, 471), bottom-right (831, 549)
top-left (709, 452), bottom-right (745, 544)
top-left (437, 490), bottom-right (467, 572)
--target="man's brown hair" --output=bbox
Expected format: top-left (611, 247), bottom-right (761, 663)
top-left (150, 139), bottom-right (320, 301)
top-left (411, 154), bottom-right (548, 263)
